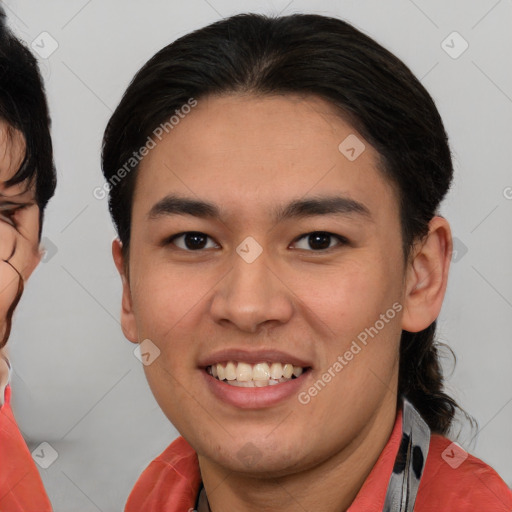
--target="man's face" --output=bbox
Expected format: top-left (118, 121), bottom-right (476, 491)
top-left (0, 120), bottom-right (40, 342)
top-left (120, 94), bottom-right (408, 475)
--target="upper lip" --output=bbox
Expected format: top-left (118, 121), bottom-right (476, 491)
top-left (198, 348), bottom-right (313, 369)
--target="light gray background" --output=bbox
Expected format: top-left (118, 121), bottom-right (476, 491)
top-left (3, 0), bottom-right (512, 510)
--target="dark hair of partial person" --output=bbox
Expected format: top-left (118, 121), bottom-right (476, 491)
top-left (102, 12), bottom-right (474, 435)
top-left (0, 7), bottom-right (57, 348)
top-left (0, 7), bottom-right (56, 233)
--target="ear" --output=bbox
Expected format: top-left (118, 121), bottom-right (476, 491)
top-left (401, 216), bottom-right (452, 332)
top-left (112, 238), bottom-right (138, 343)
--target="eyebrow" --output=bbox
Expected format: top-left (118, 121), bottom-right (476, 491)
top-left (147, 193), bottom-right (372, 224)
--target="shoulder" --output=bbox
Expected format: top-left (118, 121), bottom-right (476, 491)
top-left (0, 385), bottom-right (53, 511)
top-left (415, 434), bottom-right (512, 511)
top-left (124, 436), bottom-right (201, 512)
top-left (151, 435), bottom-right (199, 473)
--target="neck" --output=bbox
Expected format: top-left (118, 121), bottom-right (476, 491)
top-left (198, 397), bottom-right (398, 512)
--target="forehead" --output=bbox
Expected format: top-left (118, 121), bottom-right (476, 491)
top-left (133, 93), bottom-right (399, 225)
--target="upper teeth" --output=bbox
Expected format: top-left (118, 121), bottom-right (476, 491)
top-left (208, 361), bottom-right (304, 382)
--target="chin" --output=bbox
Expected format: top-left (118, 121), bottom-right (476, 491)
top-left (195, 430), bottom-right (312, 476)
top-left (211, 448), bottom-right (307, 478)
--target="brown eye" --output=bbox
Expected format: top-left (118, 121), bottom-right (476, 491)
top-left (166, 231), bottom-right (219, 251)
top-left (292, 231), bottom-right (348, 251)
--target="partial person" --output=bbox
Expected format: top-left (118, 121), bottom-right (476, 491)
top-left (0, 6), bottom-right (56, 511)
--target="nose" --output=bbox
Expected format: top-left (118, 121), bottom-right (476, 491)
top-left (209, 243), bottom-right (294, 334)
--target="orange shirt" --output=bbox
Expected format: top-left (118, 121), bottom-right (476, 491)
top-left (0, 386), bottom-right (52, 511)
top-left (124, 408), bottom-right (512, 511)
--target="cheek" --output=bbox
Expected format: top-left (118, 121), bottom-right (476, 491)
top-left (291, 255), bottom-right (403, 396)
top-left (291, 257), bottom-right (399, 334)
top-left (132, 260), bottom-right (187, 322)
top-left (130, 262), bottom-right (213, 362)
top-left (295, 264), bottom-right (402, 436)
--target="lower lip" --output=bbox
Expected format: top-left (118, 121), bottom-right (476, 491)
top-left (201, 369), bottom-right (311, 409)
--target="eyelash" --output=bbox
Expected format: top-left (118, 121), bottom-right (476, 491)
top-left (163, 231), bottom-right (349, 253)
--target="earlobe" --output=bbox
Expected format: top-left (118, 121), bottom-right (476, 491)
top-left (401, 216), bottom-right (452, 333)
top-left (112, 238), bottom-right (138, 343)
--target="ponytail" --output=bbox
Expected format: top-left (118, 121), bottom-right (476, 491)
top-left (398, 322), bottom-right (460, 434)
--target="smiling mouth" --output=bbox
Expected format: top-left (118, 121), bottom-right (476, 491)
top-left (205, 361), bottom-right (310, 388)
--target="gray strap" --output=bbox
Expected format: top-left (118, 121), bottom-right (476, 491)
top-left (382, 399), bottom-right (431, 512)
